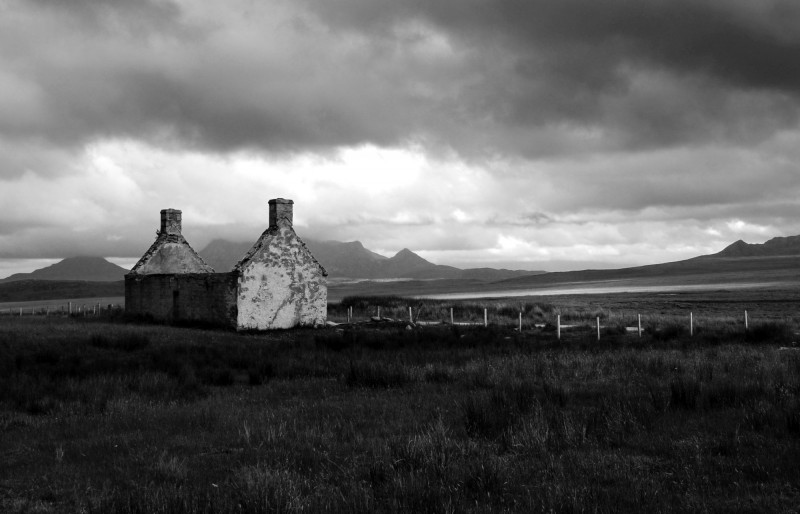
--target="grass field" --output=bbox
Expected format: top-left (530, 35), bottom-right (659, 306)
top-left (1, 295), bottom-right (799, 513)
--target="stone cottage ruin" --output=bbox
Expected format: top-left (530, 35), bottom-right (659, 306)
top-left (125, 199), bottom-right (327, 329)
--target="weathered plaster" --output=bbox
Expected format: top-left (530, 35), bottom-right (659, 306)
top-left (128, 235), bottom-right (214, 275)
top-left (235, 224), bottom-right (327, 330)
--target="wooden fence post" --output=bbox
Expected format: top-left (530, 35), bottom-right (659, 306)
top-left (450, 307), bottom-right (454, 325)
top-left (557, 315), bottom-right (561, 340)
top-left (519, 312), bottom-right (522, 332)
top-left (409, 306), bottom-right (413, 323)
top-left (597, 317), bottom-right (600, 341)
top-left (484, 308), bottom-right (487, 327)
top-left (638, 314), bottom-right (642, 337)
top-left (690, 312), bottom-right (694, 337)
top-left (744, 310), bottom-right (748, 330)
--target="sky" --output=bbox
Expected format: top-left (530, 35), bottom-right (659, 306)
top-left (1, 0), bottom-right (799, 278)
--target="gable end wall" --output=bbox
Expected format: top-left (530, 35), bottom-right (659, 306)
top-left (236, 226), bottom-right (327, 330)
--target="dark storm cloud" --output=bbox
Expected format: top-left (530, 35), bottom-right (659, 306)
top-left (305, 0), bottom-right (800, 90)
top-left (3, 0), bottom-right (800, 166)
top-left (302, 0), bottom-right (800, 149)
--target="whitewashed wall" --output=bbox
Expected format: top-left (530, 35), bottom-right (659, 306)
top-left (236, 225), bottom-right (327, 330)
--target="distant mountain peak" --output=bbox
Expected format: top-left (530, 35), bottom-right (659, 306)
top-left (714, 234), bottom-right (800, 258)
top-left (392, 248), bottom-right (424, 260)
top-left (388, 248), bottom-right (432, 268)
top-left (0, 256), bottom-right (129, 283)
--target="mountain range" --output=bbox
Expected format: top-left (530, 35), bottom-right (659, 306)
top-left (198, 239), bottom-right (541, 281)
top-left (1, 235), bottom-right (798, 302)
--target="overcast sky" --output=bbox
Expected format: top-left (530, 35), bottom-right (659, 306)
top-left (1, 0), bottom-right (799, 277)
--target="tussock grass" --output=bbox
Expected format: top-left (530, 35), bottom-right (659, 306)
top-left (1, 310), bottom-right (799, 512)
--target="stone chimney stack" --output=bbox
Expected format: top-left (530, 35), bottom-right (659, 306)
top-left (160, 209), bottom-right (182, 236)
top-left (269, 198), bottom-right (293, 228)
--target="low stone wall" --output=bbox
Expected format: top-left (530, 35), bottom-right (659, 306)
top-left (125, 273), bottom-right (238, 328)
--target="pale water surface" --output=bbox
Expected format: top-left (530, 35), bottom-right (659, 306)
top-left (416, 281), bottom-right (787, 300)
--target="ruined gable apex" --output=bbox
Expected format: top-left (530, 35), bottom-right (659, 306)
top-left (234, 199), bottom-right (327, 276)
top-left (128, 208), bottom-right (215, 275)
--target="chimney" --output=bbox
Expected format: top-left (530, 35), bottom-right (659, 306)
top-left (160, 209), bottom-right (182, 236)
top-left (269, 198), bottom-right (293, 228)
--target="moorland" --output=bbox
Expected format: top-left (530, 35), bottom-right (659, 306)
top-left (1, 292), bottom-right (799, 513)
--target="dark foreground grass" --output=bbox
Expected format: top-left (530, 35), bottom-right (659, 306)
top-left (1, 315), bottom-right (799, 513)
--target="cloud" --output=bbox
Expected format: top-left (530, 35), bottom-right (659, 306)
top-left (3, 0), bottom-right (799, 167)
top-left (1, 0), bottom-right (799, 275)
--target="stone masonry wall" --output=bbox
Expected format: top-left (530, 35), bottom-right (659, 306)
top-left (125, 273), bottom-right (238, 327)
top-left (236, 225), bottom-right (327, 330)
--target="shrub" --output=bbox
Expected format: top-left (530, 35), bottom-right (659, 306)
top-left (670, 377), bottom-right (701, 410)
top-left (247, 361), bottom-right (274, 385)
top-left (745, 322), bottom-right (793, 344)
top-left (462, 380), bottom-right (538, 440)
top-left (89, 332), bottom-right (150, 352)
top-left (649, 323), bottom-right (688, 342)
top-left (345, 360), bottom-right (408, 388)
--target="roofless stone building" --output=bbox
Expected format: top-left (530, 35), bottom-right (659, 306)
top-left (125, 199), bottom-right (327, 329)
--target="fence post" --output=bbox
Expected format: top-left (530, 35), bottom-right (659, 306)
top-left (484, 308), bottom-right (487, 327)
top-left (690, 312), bottom-right (693, 337)
top-left (638, 314), bottom-right (642, 337)
top-left (377, 306), bottom-right (380, 319)
top-left (744, 310), bottom-right (748, 330)
top-left (519, 312), bottom-right (522, 332)
top-left (450, 307), bottom-right (454, 325)
top-left (68, 302), bottom-right (72, 315)
top-left (409, 306), bottom-right (413, 323)
top-left (557, 314), bottom-right (561, 340)
top-left (597, 317), bottom-right (600, 341)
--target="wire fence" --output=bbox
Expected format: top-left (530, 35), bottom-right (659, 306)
top-left (4, 299), bottom-right (797, 342)
top-left (330, 303), bottom-right (798, 341)
top-left (1, 302), bottom-right (123, 318)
